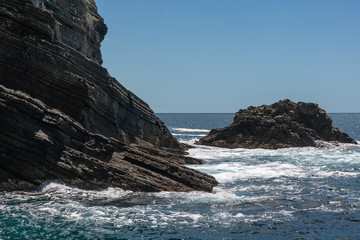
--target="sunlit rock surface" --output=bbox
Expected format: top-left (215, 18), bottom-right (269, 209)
top-left (197, 99), bottom-right (356, 149)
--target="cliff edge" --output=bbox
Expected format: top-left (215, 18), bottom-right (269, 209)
top-left (197, 99), bottom-right (356, 149)
top-left (0, 0), bottom-right (217, 191)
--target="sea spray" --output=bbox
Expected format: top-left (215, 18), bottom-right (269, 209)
top-left (1, 113), bottom-right (360, 239)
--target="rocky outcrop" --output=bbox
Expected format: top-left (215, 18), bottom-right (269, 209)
top-left (197, 99), bottom-right (357, 149)
top-left (0, 0), bottom-right (217, 191)
top-left (0, 0), bottom-right (178, 149)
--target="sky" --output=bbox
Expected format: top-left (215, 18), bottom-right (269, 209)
top-left (95, 0), bottom-right (360, 113)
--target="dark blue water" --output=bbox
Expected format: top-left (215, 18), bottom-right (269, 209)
top-left (1, 113), bottom-right (360, 239)
top-left (329, 113), bottom-right (360, 141)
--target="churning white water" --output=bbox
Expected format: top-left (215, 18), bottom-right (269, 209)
top-left (1, 113), bottom-right (360, 239)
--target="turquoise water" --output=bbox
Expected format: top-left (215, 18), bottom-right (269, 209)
top-left (1, 113), bottom-right (360, 239)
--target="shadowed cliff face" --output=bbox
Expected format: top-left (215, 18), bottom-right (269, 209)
top-left (0, 0), bottom-right (218, 191)
top-left (0, 0), bottom-right (178, 149)
top-left (1, 0), bottom-right (106, 64)
top-left (197, 99), bottom-right (357, 149)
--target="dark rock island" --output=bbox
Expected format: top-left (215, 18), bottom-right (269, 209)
top-left (0, 0), bottom-right (217, 191)
top-left (197, 99), bottom-right (357, 149)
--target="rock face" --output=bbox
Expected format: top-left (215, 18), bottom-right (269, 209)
top-left (0, 0), bottom-right (217, 191)
top-left (197, 99), bottom-right (357, 149)
top-left (0, 0), bottom-right (177, 149)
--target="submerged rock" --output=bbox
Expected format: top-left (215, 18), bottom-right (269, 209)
top-left (197, 99), bottom-right (357, 149)
top-left (0, 0), bottom-right (217, 191)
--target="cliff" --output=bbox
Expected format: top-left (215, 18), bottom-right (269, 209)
top-left (0, 0), bottom-right (217, 191)
top-left (197, 99), bottom-right (357, 149)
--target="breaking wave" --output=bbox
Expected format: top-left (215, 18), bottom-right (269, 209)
top-left (172, 128), bottom-right (210, 133)
top-left (2, 122), bottom-right (360, 239)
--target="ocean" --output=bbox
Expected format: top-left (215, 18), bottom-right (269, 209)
top-left (1, 113), bottom-right (360, 239)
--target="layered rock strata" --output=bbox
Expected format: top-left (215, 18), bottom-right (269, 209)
top-left (197, 99), bottom-right (356, 149)
top-left (0, 0), bottom-right (178, 149)
top-left (0, 0), bottom-right (217, 191)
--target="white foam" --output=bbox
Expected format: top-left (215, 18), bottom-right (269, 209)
top-left (172, 128), bottom-right (210, 133)
top-left (172, 133), bottom-right (207, 137)
top-left (186, 142), bottom-right (360, 185)
top-left (216, 162), bottom-right (305, 183)
top-left (188, 142), bottom-right (360, 165)
top-left (40, 182), bottom-right (133, 201)
top-left (2, 140), bottom-right (360, 232)
top-left (180, 139), bottom-right (199, 145)
top-left (193, 161), bottom-right (359, 184)
top-left (154, 187), bottom-right (242, 204)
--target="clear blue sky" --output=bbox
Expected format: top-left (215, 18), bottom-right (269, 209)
top-left (95, 0), bottom-right (360, 113)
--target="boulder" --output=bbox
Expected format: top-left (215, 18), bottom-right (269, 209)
top-left (197, 99), bottom-right (357, 149)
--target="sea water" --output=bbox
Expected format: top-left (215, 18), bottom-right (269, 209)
top-left (1, 113), bottom-right (360, 239)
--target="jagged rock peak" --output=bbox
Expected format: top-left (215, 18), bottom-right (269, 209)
top-left (197, 99), bottom-right (357, 149)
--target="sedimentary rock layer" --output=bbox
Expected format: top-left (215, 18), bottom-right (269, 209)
top-left (0, 0), bottom-right (218, 191)
top-left (0, 0), bottom-right (178, 149)
top-left (0, 85), bottom-right (217, 191)
top-left (197, 99), bottom-right (356, 149)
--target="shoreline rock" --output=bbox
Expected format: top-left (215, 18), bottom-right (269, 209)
top-left (197, 99), bottom-right (357, 149)
top-left (0, 0), bottom-right (217, 192)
